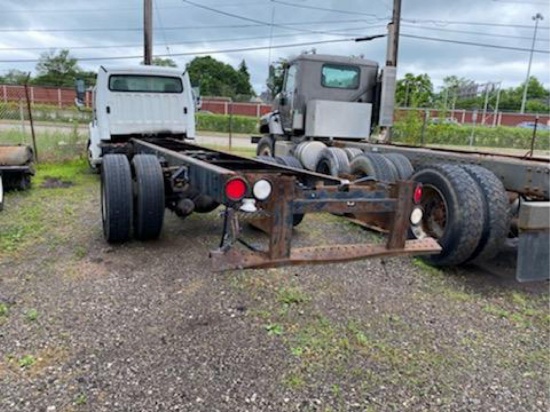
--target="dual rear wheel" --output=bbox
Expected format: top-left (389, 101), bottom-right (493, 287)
top-left (101, 154), bottom-right (165, 243)
top-left (411, 164), bottom-right (509, 266)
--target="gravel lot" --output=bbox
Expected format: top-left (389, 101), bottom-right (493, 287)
top-left (0, 161), bottom-right (548, 412)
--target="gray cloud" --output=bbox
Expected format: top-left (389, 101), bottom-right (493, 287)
top-left (0, 0), bottom-right (548, 93)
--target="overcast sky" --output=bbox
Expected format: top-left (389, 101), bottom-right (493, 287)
top-left (1, 0), bottom-right (549, 94)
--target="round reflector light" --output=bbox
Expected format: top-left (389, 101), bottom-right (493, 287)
top-left (410, 207), bottom-right (423, 226)
top-left (252, 179), bottom-right (272, 200)
top-left (225, 178), bottom-right (247, 201)
top-left (413, 184), bottom-right (423, 204)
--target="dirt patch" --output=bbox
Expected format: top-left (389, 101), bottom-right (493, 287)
top-left (40, 176), bottom-right (74, 188)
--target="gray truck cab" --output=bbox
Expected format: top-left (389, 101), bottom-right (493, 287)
top-left (262, 53), bottom-right (383, 140)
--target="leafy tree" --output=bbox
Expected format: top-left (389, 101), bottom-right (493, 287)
top-left (265, 60), bottom-right (286, 101)
top-left (396, 73), bottom-right (433, 107)
top-left (34, 49), bottom-right (80, 87)
top-left (236, 59), bottom-right (254, 96)
top-left (1, 69), bottom-right (28, 85)
top-left (186, 56), bottom-right (254, 100)
top-left (141, 57), bottom-right (177, 67)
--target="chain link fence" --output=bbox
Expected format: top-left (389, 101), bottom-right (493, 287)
top-left (0, 84), bottom-right (91, 162)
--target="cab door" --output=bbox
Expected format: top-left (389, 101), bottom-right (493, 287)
top-left (277, 64), bottom-right (297, 132)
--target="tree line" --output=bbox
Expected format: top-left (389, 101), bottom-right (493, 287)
top-left (1, 49), bottom-right (548, 113)
top-left (0, 49), bottom-right (256, 102)
top-left (395, 72), bottom-right (550, 114)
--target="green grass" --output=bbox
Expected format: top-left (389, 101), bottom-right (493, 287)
top-left (18, 354), bottom-right (36, 368)
top-left (0, 128), bottom-right (86, 162)
top-left (25, 309), bottom-right (39, 322)
top-left (0, 303), bottom-right (8, 317)
top-left (0, 159), bottom-right (96, 258)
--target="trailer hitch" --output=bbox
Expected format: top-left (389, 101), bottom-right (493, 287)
top-left (210, 177), bottom-right (441, 271)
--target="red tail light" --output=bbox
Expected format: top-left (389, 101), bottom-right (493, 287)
top-left (413, 184), bottom-right (423, 204)
top-left (225, 178), bottom-right (247, 201)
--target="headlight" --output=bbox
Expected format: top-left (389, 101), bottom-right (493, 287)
top-left (252, 179), bottom-right (272, 200)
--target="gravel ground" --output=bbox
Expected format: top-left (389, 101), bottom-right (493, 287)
top-left (0, 161), bottom-right (548, 412)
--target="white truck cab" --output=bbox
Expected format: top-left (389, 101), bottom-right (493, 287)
top-left (87, 65), bottom-right (196, 168)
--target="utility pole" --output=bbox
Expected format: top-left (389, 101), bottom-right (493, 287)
top-left (144, 0), bottom-right (153, 65)
top-left (520, 13), bottom-right (543, 114)
top-left (386, 0), bottom-right (402, 67)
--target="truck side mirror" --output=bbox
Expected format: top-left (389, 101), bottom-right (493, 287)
top-left (74, 79), bottom-right (86, 109)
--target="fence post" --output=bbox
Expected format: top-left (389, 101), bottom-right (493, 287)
top-left (19, 99), bottom-right (25, 134)
top-left (2, 85), bottom-right (6, 103)
top-left (24, 75), bottom-right (38, 163)
top-left (224, 101), bottom-right (228, 116)
top-left (58, 88), bottom-right (62, 108)
top-left (256, 103), bottom-right (260, 118)
top-left (228, 101), bottom-right (233, 150)
top-left (30, 86), bottom-right (35, 105)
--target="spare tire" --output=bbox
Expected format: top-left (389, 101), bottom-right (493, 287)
top-left (350, 153), bottom-right (396, 182)
top-left (411, 163), bottom-right (484, 266)
top-left (297, 141), bottom-right (326, 171)
top-left (383, 153), bottom-right (414, 180)
top-left (275, 155), bottom-right (303, 169)
top-left (315, 147), bottom-right (350, 176)
top-left (460, 165), bottom-right (510, 262)
top-left (344, 147), bottom-right (363, 161)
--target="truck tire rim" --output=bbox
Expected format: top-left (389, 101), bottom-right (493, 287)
top-left (411, 184), bottom-right (447, 240)
top-left (258, 145), bottom-right (272, 157)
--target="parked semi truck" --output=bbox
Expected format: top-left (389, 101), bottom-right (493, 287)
top-left (251, 51), bottom-right (549, 282)
top-left (81, 65), bottom-right (440, 270)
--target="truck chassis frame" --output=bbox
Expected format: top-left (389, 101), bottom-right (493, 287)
top-left (101, 137), bottom-right (440, 271)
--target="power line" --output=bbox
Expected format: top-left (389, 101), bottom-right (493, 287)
top-left (401, 33), bottom-right (550, 53)
top-left (180, 0), bottom-right (369, 37)
top-left (403, 18), bottom-right (550, 30)
top-left (402, 23), bottom-right (550, 42)
top-left (492, 0), bottom-right (548, 5)
top-left (0, 37), bottom-right (365, 63)
top-left (270, 0), bottom-right (388, 19)
top-left (2, 30), bottom-right (548, 65)
top-left (1, 1), bottom-right (263, 13)
top-left (0, 18), bottom-right (376, 33)
top-left (0, 25), bottom-right (380, 52)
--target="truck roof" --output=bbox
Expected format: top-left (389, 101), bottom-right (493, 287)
top-left (290, 53), bottom-right (379, 68)
top-left (99, 65), bottom-right (186, 76)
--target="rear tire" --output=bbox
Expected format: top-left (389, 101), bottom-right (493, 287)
top-left (133, 154), bottom-right (165, 240)
top-left (460, 165), bottom-right (510, 262)
top-left (0, 173), bottom-right (4, 212)
top-left (276, 155), bottom-right (305, 225)
top-left (256, 136), bottom-right (274, 157)
top-left (411, 164), bottom-right (484, 266)
top-left (101, 155), bottom-right (133, 243)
